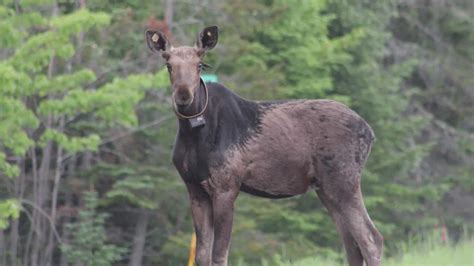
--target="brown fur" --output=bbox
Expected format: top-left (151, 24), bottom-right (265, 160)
top-left (229, 100), bottom-right (368, 195)
top-left (166, 46), bottom-right (203, 106)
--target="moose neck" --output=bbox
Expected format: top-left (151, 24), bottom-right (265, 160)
top-left (174, 81), bottom-right (264, 149)
top-left (175, 80), bottom-right (208, 130)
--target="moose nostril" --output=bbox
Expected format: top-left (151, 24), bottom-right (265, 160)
top-left (175, 89), bottom-right (191, 104)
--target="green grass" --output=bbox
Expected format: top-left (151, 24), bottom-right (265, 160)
top-left (384, 239), bottom-right (474, 266)
top-left (278, 239), bottom-right (474, 266)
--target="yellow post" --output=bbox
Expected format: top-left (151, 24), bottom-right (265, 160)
top-left (187, 232), bottom-right (197, 266)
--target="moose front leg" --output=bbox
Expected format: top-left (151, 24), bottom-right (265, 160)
top-left (211, 190), bottom-right (238, 266)
top-left (186, 182), bottom-right (214, 266)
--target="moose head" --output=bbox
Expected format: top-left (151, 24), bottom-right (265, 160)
top-left (145, 26), bottom-right (218, 106)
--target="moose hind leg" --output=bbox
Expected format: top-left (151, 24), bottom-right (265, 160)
top-left (345, 200), bottom-right (383, 266)
top-left (316, 180), bottom-right (383, 266)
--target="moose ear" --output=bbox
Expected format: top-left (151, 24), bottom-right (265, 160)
top-left (145, 29), bottom-right (170, 53)
top-left (196, 26), bottom-right (218, 51)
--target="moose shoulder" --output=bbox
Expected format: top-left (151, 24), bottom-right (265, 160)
top-left (146, 26), bottom-right (383, 266)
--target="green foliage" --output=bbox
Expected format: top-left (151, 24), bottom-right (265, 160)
top-left (255, 0), bottom-right (357, 100)
top-left (216, 0), bottom-right (357, 104)
top-left (97, 162), bottom-right (181, 210)
top-left (61, 192), bottom-right (125, 266)
top-left (0, 3), bottom-right (169, 181)
top-left (9, 10), bottom-right (109, 73)
top-left (39, 129), bottom-right (101, 153)
top-left (0, 95), bottom-right (37, 176)
top-left (0, 5), bottom-right (113, 178)
top-left (105, 175), bottom-right (157, 209)
top-left (0, 199), bottom-right (20, 229)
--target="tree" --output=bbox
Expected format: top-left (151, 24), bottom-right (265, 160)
top-left (391, 0), bottom-right (474, 237)
top-left (0, 1), bottom-right (167, 265)
top-left (61, 192), bottom-right (124, 266)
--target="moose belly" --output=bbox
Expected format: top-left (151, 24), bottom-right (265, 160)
top-left (224, 122), bottom-right (315, 198)
top-left (239, 147), bottom-right (313, 197)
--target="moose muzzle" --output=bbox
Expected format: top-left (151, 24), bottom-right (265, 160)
top-left (173, 86), bottom-right (194, 106)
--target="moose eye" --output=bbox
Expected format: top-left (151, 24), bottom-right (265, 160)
top-left (198, 62), bottom-right (211, 71)
top-left (198, 63), bottom-right (203, 70)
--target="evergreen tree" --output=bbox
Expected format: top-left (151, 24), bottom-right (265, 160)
top-left (61, 192), bottom-right (125, 266)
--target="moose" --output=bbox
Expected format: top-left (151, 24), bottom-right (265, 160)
top-left (145, 26), bottom-right (383, 266)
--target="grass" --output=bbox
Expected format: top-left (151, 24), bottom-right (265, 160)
top-left (384, 238), bottom-right (474, 266)
top-left (277, 238), bottom-right (474, 266)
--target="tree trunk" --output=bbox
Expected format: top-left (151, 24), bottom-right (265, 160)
top-left (165, 0), bottom-right (174, 33)
top-left (24, 149), bottom-right (38, 266)
top-left (81, 151), bottom-right (93, 190)
top-left (9, 219), bottom-right (19, 265)
top-left (0, 230), bottom-right (5, 266)
top-left (73, 0), bottom-right (86, 67)
top-left (60, 154), bottom-right (76, 266)
top-left (32, 114), bottom-right (54, 265)
top-left (33, 4), bottom-right (58, 264)
top-left (129, 211), bottom-right (150, 266)
top-left (9, 157), bottom-right (23, 266)
top-left (46, 116), bottom-right (64, 265)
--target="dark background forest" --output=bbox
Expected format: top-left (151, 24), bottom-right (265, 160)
top-left (0, 0), bottom-right (473, 265)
